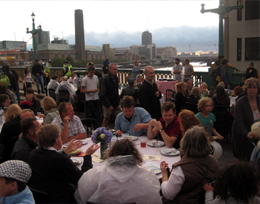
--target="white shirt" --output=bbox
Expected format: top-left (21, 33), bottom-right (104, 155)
top-left (81, 75), bottom-right (99, 101)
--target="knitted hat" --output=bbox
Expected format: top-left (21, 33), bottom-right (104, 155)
top-left (0, 160), bottom-right (32, 183)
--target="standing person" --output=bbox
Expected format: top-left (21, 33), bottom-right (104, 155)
top-left (246, 62), bottom-right (258, 79)
top-left (0, 160), bottom-right (35, 204)
top-left (138, 66), bottom-right (162, 120)
top-left (196, 97), bottom-right (223, 139)
top-left (160, 126), bottom-right (219, 204)
top-left (44, 60), bottom-right (51, 94)
top-left (32, 59), bottom-right (45, 94)
top-left (23, 67), bottom-right (36, 96)
top-left (2, 65), bottom-right (17, 93)
top-left (102, 57), bottom-right (110, 75)
top-left (147, 102), bottom-right (182, 148)
top-left (132, 60), bottom-right (141, 79)
top-left (171, 58), bottom-right (183, 81)
top-left (233, 78), bottom-right (260, 160)
top-left (100, 63), bottom-right (121, 127)
top-left (219, 58), bottom-right (230, 88)
top-left (175, 82), bottom-right (188, 116)
top-left (81, 64), bottom-right (101, 128)
top-left (184, 58), bottom-right (194, 80)
top-left (9, 67), bottom-right (20, 105)
top-left (62, 60), bottom-right (72, 77)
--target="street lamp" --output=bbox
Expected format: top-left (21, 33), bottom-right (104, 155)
top-left (201, 0), bottom-right (243, 59)
top-left (26, 12), bottom-right (41, 62)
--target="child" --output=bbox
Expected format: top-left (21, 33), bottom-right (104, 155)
top-left (0, 160), bottom-right (35, 204)
top-left (196, 97), bottom-right (223, 140)
top-left (203, 161), bottom-right (260, 204)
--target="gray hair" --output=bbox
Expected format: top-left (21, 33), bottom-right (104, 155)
top-left (180, 126), bottom-right (211, 157)
top-left (143, 66), bottom-right (154, 74)
top-left (38, 124), bottom-right (61, 148)
top-left (191, 87), bottom-right (200, 97)
top-left (109, 63), bottom-right (117, 69)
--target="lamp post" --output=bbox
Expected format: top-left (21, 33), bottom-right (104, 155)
top-left (26, 12), bottom-right (41, 62)
top-left (201, 0), bottom-right (243, 59)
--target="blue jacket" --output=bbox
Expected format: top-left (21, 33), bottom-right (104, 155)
top-left (0, 186), bottom-right (35, 204)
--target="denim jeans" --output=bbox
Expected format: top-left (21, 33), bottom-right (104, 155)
top-left (34, 75), bottom-right (44, 92)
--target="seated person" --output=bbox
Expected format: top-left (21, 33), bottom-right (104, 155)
top-left (0, 160), bottom-right (34, 204)
top-left (20, 87), bottom-right (42, 115)
top-left (41, 96), bottom-right (59, 125)
top-left (160, 126), bottom-right (219, 203)
top-left (51, 102), bottom-right (86, 143)
top-left (0, 94), bottom-right (11, 112)
top-left (234, 85), bottom-right (244, 102)
top-left (75, 138), bottom-right (161, 204)
top-left (196, 97), bottom-right (223, 140)
top-left (175, 82), bottom-right (188, 116)
top-left (55, 76), bottom-right (76, 105)
top-left (47, 75), bottom-right (59, 97)
top-left (186, 87), bottom-right (201, 105)
top-left (115, 96), bottom-right (152, 136)
top-left (147, 101), bottom-right (182, 148)
top-left (203, 161), bottom-right (260, 204)
top-left (184, 78), bottom-right (192, 97)
top-left (120, 78), bottom-right (138, 102)
top-left (67, 72), bottom-right (78, 86)
top-left (28, 124), bottom-right (99, 203)
top-left (212, 86), bottom-right (230, 106)
top-left (200, 82), bottom-right (209, 97)
top-left (134, 74), bottom-right (143, 89)
top-left (11, 117), bottom-right (40, 162)
top-left (0, 85), bottom-right (16, 104)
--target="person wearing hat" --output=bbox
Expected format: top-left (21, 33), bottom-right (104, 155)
top-left (0, 160), bottom-right (35, 204)
top-left (115, 96), bottom-right (152, 136)
top-left (62, 60), bottom-right (72, 77)
top-left (120, 78), bottom-right (138, 103)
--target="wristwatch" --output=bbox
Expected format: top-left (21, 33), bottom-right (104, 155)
top-left (159, 128), bottom-right (164, 133)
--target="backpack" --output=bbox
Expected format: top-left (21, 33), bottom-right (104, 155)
top-left (210, 66), bottom-right (221, 82)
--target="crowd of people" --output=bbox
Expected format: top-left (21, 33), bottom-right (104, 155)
top-left (0, 59), bottom-right (260, 204)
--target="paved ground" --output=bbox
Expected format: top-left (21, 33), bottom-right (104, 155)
top-left (18, 82), bottom-right (237, 167)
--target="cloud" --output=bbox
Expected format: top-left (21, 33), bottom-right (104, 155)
top-left (29, 26), bottom-right (218, 52)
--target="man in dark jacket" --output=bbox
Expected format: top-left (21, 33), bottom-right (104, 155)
top-left (99, 63), bottom-right (122, 127)
top-left (120, 78), bottom-right (138, 103)
top-left (138, 66), bottom-right (162, 120)
top-left (32, 59), bottom-right (45, 94)
top-left (246, 62), bottom-right (258, 79)
top-left (2, 65), bottom-right (17, 93)
top-left (102, 57), bottom-right (110, 75)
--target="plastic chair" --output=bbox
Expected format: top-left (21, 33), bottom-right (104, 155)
top-left (185, 102), bottom-right (199, 114)
top-left (213, 105), bottom-right (231, 141)
top-left (48, 89), bottom-right (56, 101)
top-left (59, 90), bottom-right (70, 103)
top-left (29, 187), bottom-right (50, 203)
top-left (165, 89), bottom-right (176, 103)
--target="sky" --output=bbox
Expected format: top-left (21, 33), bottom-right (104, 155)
top-left (1, 0), bottom-right (221, 52)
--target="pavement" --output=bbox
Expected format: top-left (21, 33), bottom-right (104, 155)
top-left (17, 82), bottom-right (237, 167)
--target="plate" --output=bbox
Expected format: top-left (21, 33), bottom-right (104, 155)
top-left (147, 140), bottom-right (165, 147)
top-left (143, 162), bottom-right (161, 175)
top-left (71, 158), bottom-right (82, 166)
top-left (80, 139), bottom-right (88, 145)
top-left (160, 148), bottom-right (180, 156)
top-left (125, 136), bottom-right (138, 141)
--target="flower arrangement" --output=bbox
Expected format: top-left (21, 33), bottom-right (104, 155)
top-left (91, 127), bottom-right (113, 144)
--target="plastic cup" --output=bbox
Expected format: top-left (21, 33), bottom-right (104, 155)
top-left (140, 137), bottom-right (146, 148)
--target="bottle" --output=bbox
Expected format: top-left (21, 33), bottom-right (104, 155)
top-left (0, 108), bottom-right (3, 129)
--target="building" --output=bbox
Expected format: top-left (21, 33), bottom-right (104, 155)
top-left (51, 38), bottom-right (68, 44)
top-left (0, 41), bottom-right (26, 51)
top-left (142, 31), bottom-right (152, 45)
top-left (157, 46), bottom-right (177, 59)
top-left (102, 44), bottom-right (115, 59)
top-left (74, 9), bottom-right (85, 60)
top-left (130, 44), bottom-right (157, 60)
top-left (35, 30), bottom-right (50, 50)
top-left (224, 0), bottom-right (259, 71)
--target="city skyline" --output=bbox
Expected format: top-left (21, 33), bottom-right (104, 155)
top-left (2, 0), bottom-right (220, 52)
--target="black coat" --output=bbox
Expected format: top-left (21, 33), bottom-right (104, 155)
top-left (32, 64), bottom-right (44, 76)
top-left (28, 148), bottom-right (93, 203)
top-left (138, 80), bottom-right (162, 120)
top-left (246, 67), bottom-right (258, 79)
top-left (99, 72), bottom-right (119, 108)
top-left (120, 87), bottom-right (138, 102)
top-left (175, 92), bottom-right (187, 116)
top-left (4, 71), bottom-right (17, 91)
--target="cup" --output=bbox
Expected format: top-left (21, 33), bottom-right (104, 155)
top-left (140, 137), bottom-right (146, 148)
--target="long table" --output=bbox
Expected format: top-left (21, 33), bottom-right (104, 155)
top-left (70, 137), bottom-right (181, 176)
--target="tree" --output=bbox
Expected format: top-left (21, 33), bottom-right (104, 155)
top-left (65, 56), bottom-right (75, 66)
top-left (156, 55), bottom-right (162, 59)
top-left (141, 56), bottom-right (147, 60)
top-left (51, 57), bottom-right (65, 67)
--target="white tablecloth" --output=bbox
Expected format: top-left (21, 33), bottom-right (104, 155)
top-left (71, 137), bottom-right (181, 176)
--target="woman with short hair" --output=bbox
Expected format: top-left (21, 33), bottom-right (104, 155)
top-left (175, 82), bottom-right (188, 116)
top-left (75, 138), bottom-right (161, 204)
top-left (41, 96), bottom-right (59, 125)
top-left (160, 126), bottom-right (219, 204)
top-left (233, 77), bottom-right (260, 160)
top-left (212, 86), bottom-right (230, 106)
top-left (186, 87), bottom-right (201, 105)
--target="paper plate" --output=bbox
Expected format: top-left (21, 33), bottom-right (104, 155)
top-left (160, 148), bottom-right (180, 156)
top-left (71, 158), bottom-right (82, 166)
top-left (125, 136), bottom-right (138, 141)
top-left (147, 140), bottom-right (165, 147)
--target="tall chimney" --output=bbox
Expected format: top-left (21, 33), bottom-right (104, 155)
top-left (75, 9), bottom-right (85, 60)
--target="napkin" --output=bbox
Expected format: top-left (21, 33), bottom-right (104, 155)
top-left (143, 154), bottom-right (161, 161)
top-left (92, 153), bottom-right (105, 163)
